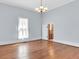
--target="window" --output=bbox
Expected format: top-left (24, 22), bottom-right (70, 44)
top-left (18, 18), bottom-right (29, 39)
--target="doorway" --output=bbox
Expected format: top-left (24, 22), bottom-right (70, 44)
top-left (48, 24), bottom-right (53, 41)
top-left (42, 24), bottom-right (54, 40)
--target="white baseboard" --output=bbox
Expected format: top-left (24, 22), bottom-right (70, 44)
top-left (42, 39), bottom-right (79, 47)
top-left (53, 39), bottom-right (79, 47)
top-left (0, 39), bottom-right (41, 45)
top-left (1, 39), bottom-right (79, 47)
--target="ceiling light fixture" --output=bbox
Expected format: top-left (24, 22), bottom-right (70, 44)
top-left (35, 0), bottom-right (48, 13)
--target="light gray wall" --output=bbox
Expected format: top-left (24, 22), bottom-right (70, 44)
top-left (0, 3), bottom-right (41, 45)
top-left (43, 0), bottom-right (79, 46)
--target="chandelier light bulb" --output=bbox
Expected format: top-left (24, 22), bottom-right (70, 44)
top-left (40, 6), bottom-right (44, 9)
top-left (38, 9), bottom-right (41, 12)
top-left (35, 8), bottom-right (39, 11)
top-left (42, 9), bottom-right (46, 12)
top-left (35, 0), bottom-right (48, 13)
top-left (35, 7), bottom-right (48, 13)
top-left (44, 7), bottom-right (48, 11)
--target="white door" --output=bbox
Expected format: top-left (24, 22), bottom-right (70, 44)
top-left (42, 24), bottom-right (48, 40)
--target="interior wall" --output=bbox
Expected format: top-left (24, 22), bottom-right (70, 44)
top-left (0, 3), bottom-right (41, 45)
top-left (43, 0), bottom-right (79, 46)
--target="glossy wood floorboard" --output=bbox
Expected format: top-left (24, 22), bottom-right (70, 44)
top-left (0, 40), bottom-right (79, 59)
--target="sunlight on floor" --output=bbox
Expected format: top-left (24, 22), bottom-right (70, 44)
top-left (17, 45), bottom-right (29, 59)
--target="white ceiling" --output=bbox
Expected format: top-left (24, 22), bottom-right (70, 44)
top-left (0, 0), bottom-right (75, 12)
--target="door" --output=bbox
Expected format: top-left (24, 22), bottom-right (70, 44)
top-left (42, 24), bottom-right (54, 41)
top-left (48, 24), bottom-right (53, 41)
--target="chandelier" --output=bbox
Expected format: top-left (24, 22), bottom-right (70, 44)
top-left (35, 0), bottom-right (48, 13)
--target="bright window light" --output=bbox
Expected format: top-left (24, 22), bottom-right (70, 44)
top-left (18, 18), bottom-right (29, 39)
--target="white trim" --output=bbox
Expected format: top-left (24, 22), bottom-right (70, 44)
top-left (0, 39), bottom-right (41, 45)
top-left (53, 39), bottom-right (79, 47)
top-left (42, 39), bottom-right (79, 47)
top-left (1, 39), bottom-right (79, 47)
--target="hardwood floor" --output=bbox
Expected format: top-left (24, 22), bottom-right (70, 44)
top-left (0, 40), bottom-right (79, 59)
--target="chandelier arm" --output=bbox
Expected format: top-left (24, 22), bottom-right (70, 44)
top-left (41, 0), bottom-right (42, 6)
top-left (35, 0), bottom-right (48, 13)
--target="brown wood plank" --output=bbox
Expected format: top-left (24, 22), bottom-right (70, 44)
top-left (0, 40), bottom-right (79, 59)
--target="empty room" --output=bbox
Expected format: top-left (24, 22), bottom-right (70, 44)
top-left (0, 0), bottom-right (79, 59)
